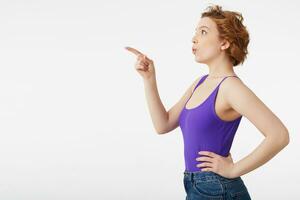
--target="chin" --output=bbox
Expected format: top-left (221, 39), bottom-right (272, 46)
top-left (194, 56), bottom-right (206, 64)
top-left (195, 54), bottom-right (213, 65)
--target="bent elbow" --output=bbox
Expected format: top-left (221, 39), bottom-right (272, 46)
top-left (156, 131), bottom-right (164, 135)
top-left (155, 127), bottom-right (168, 135)
top-left (156, 129), bottom-right (167, 135)
top-left (279, 130), bottom-right (290, 148)
top-left (283, 132), bottom-right (290, 146)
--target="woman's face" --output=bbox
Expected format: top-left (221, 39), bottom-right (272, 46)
top-left (192, 17), bottom-right (224, 64)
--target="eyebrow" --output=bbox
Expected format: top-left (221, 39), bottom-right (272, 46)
top-left (195, 26), bottom-right (209, 31)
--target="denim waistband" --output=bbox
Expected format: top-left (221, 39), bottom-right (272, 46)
top-left (183, 170), bottom-right (241, 183)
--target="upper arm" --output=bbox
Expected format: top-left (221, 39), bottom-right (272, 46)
top-left (224, 78), bottom-right (289, 144)
top-left (160, 76), bottom-right (202, 134)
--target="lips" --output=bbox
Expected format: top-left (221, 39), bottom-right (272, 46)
top-left (192, 48), bottom-right (197, 54)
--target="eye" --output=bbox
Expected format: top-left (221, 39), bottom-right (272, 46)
top-left (201, 30), bottom-right (207, 35)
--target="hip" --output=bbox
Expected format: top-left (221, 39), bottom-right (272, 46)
top-left (183, 170), bottom-right (251, 199)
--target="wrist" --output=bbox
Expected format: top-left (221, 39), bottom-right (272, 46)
top-left (143, 75), bottom-right (156, 84)
top-left (231, 163), bottom-right (241, 178)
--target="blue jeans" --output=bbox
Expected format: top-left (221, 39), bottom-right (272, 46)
top-left (183, 170), bottom-right (251, 200)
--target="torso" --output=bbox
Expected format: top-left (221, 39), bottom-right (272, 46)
top-left (185, 77), bottom-right (242, 122)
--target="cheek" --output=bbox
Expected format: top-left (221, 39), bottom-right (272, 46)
top-left (197, 38), bottom-right (220, 57)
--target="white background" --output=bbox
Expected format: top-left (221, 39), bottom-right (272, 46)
top-left (0, 0), bottom-right (299, 199)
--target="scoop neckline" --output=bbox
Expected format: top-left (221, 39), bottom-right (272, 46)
top-left (184, 75), bottom-right (210, 110)
top-left (184, 74), bottom-right (237, 111)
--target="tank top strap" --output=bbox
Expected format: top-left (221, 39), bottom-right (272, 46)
top-left (216, 75), bottom-right (240, 89)
top-left (192, 74), bottom-right (209, 93)
top-left (209, 75), bottom-right (240, 114)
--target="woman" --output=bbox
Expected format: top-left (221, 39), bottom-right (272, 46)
top-left (125, 5), bottom-right (289, 200)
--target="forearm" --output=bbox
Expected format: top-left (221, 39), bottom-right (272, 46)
top-left (143, 77), bottom-right (168, 134)
top-left (233, 133), bottom-right (289, 177)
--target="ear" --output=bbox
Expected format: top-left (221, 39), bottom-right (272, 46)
top-left (220, 39), bottom-right (230, 51)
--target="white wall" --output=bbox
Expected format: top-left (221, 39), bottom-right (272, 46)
top-left (0, 0), bottom-right (299, 199)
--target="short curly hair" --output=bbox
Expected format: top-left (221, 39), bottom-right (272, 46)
top-left (201, 5), bottom-right (250, 66)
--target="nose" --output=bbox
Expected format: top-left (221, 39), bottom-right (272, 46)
top-left (192, 36), bottom-right (198, 44)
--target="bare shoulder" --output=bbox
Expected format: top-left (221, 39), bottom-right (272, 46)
top-left (221, 76), bottom-right (257, 109)
top-left (222, 76), bottom-right (247, 92)
top-left (222, 76), bottom-right (289, 140)
top-left (222, 76), bottom-right (256, 104)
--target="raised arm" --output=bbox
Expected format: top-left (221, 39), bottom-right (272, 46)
top-left (144, 76), bottom-right (201, 135)
top-left (125, 46), bottom-right (202, 135)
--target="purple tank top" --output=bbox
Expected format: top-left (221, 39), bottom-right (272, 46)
top-left (179, 74), bottom-right (242, 172)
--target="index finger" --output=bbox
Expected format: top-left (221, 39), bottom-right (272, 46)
top-left (125, 46), bottom-right (144, 56)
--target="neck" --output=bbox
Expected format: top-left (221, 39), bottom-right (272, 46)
top-left (206, 54), bottom-right (236, 77)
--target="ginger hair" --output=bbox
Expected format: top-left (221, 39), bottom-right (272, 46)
top-left (201, 5), bottom-right (250, 66)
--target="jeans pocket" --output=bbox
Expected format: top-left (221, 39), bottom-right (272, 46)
top-left (193, 179), bottom-right (223, 199)
top-left (228, 179), bottom-right (251, 200)
top-left (230, 189), bottom-right (251, 200)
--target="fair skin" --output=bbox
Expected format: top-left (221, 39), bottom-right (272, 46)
top-left (125, 16), bottom-right (289, 179)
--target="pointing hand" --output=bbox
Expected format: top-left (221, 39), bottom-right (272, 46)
top-left (125, 46), bottom-right (156, 80)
